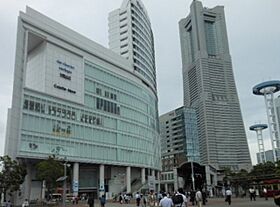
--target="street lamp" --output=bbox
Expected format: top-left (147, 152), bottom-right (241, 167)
top-left (56, 161), bottom-right (70, 207)
top-left (63, 162), bottom-right (71, 207)
top-left (191, 161), bottom-right (196, 190)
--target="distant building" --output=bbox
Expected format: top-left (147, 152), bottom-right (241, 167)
top-left (179, 0), bottom-right (251, 171)
top-left (159, 106), bottom-right (202, 191)
top-left (4, 6), bottom-right (160, 204)
top-left (257, 149), bottom-right (280, 164)
top-left (275, 96), bottom-right (280, 133)
top-left (109, 0), bottom-right (156, 90)
top-left (160, 106), bottom-right (200, 165)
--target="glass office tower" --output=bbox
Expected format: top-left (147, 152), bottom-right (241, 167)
top-left (179, 1), bottom-right (251, 171)
top-left (159, 106), bottom-right (200, 191)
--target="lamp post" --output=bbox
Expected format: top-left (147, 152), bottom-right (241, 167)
top-left (63, 162), bottom-right (71, 207)
top-left (57, 161), bottom-right (70, 207)
top-left (63, 162), bottom-right (67, 207)
top-left (191, 161), bottom-right (196, 190)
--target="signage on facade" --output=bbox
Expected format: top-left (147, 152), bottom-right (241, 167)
top-left (54, 60), bottom-right (77, 94)
top-left (73, 180), bottom-right (79, 192)
top-left (148, 176), bottom-right (155, 191)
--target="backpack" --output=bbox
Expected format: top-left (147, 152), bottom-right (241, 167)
top-left (172, 194), bottom-right (183, 205)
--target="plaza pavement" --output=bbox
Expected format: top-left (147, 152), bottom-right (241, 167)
top-left (72, 197), bottom-right (276, 207)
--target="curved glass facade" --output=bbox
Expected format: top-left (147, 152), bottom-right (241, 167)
top-left (109, 0), bottom-right (156, 90)
top-left (19, 58), bottom-right (160, 169)
top-left (4, 5), bottom-right (160, 204)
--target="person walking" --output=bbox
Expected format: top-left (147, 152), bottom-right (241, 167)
top-left (22, 199), bottom-right (29, 207)
top-left (249, 187), bottom-right (256, 201)
top-left (5, 200), bottom-right (12, 207)
top-left (159, 193), bottom-right (173, 207)
top-left (263, 187), bottom-right (268, 200)
top-left (99, 194), bottom-right (106, 207)
top-left (174, 188), bottom-right (188, 207)
top-left (225, 188), bottom-right (232, 206)
top-left (190, 190), bottom-right (195, 206)
top-left (135, 192), bottom-right (141, 207)
top-left (195, 190), bottom-right (202, 207)
top-left (148, 190), bottom-right (156, 207)
top-left (87, 194), bottom-right (94, 207)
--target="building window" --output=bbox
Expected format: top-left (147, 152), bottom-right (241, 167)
top-left (96, 88), bottom-right (102, 95)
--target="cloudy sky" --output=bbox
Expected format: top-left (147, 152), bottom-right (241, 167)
top-left (0, 0), bottom-right (279, 165)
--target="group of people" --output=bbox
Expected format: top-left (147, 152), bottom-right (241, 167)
top-left (157, 188), bottom-right (213, 207)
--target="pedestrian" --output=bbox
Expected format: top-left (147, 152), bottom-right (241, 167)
top-left (158, 192), bottom-right (163, 203)
top-left (136, 192), bottom-right (141, 207)
top-left (159, 193), bottom-right (173, 207)
top-left (119, 193), bottom-right (123, 204)
top-left (72, 196), bottom-right (76, 204)
top-left (263, 187), bottom-right (268, 200)
top-left (225, 188), bottom-right (232, 206)
top-left (141, 194), bottom-right (147, 207)
top-left (124, 194), bottom-right (129, 204)
top-left (190, 190), bottom-right (195, 206)
top-left (5, 200), bottom-right (12, 207)
top-left (148, 190), bottom-right (156, 207)
top-left (22, 199), bottom-right (29, 207)
top-left (202, 190), bottom-right (207, 205)
top-left (87, 194), bottom-right (94, 207)
top-left (99, 194), bottom-right (106, 207)
top-left (195, 190), bottom-right (202, 207)
top-left (173, 188), bottom-right (188, 207)
top-left (249, 187), bottom-right (256, 201)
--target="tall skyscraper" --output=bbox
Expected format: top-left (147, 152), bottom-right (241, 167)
top-left (179, 1), bottom-right (251, 171)
top-left (108, 0), bottom-right (156, 91)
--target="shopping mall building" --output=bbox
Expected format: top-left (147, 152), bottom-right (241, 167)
top-left (4, 4), bottom-right (160, 204)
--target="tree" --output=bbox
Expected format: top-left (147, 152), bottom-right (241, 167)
top-left (35, 155), bottom-right (64, 195)
top-left (249, 161), bottom-right (276, 178)
top-left (0, 155), bottom-right (27, 201)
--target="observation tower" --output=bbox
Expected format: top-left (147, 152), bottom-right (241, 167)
top-left (253, 80), bottom-right (280, 162)
top-left (249, 124), bottom-right (268, 163)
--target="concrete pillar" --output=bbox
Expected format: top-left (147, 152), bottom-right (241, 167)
top-left (22, 162), bottom-right (32, 202)
top-left (99, 164), bottom-right (105, 192)
top-left (141, 168), bottom-right (146, 184)
top-left (157, 171), bottom-right (161, 192)
top-left (151, 169), bottom-right (155, 177)
top-left (165, 183), bottom-right (168, 192)
top-left (41, 180), bottom-right (46, 200)
top-left (73, 163), bottom-right (79, 197)
top-left (173, 168), bottom-right (178, 191)
top-left (126, 166), bottom-right (131, 193)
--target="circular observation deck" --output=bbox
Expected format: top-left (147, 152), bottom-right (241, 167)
top-left (253, 80), bottom-right (280, 95)
top-left (249, 124), bottom-right (268, 131)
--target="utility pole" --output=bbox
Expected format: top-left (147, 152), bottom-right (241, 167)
top-left (191, 161), bottom-right (195, 190)
top-left (63, 162), bottom-right (67, 207)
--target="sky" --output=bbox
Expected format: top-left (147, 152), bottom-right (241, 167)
top-left (0, 0), bottom-right (280, 165)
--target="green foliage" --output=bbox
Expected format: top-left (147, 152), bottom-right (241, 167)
top-left (249, 161), bottom-right (276, 178)
top-left (0, 155), bottom-right (27, 199)
top-left (223, 161), bottom-right (280, 193)
top-left (35, 155), bottom-right (64, 193)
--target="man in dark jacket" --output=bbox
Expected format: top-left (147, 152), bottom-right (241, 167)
top-left (88, 194), bottom-right (94, 207)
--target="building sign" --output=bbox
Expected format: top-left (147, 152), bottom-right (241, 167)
top-left (148, 176), bottom-right (155, 191)
top-left (54, 60), bottom-right (77, 94)
top-left (73, 180), bottom-right (79, 193)
top-left (53, 83), bottom-right (76, 94)
top-left (45, 43), bottom-right (84, 104)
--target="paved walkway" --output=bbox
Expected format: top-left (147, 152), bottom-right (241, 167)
top-left (74, 198), bottom-right (276, 207)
